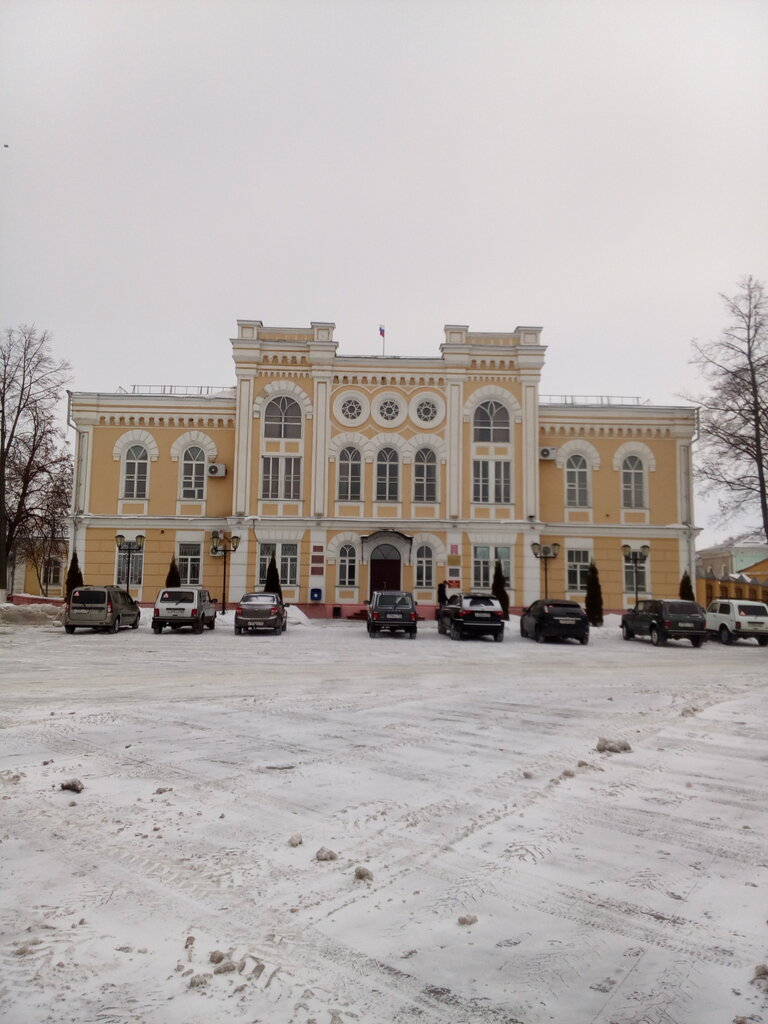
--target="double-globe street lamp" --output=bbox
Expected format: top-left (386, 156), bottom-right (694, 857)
top-left (531, 541), bottom-right (560, 599)
top-left (115, 534), bottom-right (145, 592)
top-left (211, 531), bottom-right (240, 614)
top-left (621, 543), bottom-right (650, 605)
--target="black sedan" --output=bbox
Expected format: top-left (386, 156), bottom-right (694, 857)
top-left (520, 600), bottom-right (589, 644)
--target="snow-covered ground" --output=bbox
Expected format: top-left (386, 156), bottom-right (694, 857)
top-left (1, 607), bottom-right (767, 1024)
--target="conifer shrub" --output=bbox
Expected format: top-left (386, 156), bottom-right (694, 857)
top-left (585, 561), bottom-right (604, 626)
top-left (492, 559), bottom-right (510, 620)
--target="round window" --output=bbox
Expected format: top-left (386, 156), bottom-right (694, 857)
top-left (416, 400), bottom-right (438, 423)
top-left (379, 399), bottom-right (400, 422)
top-left (341, 398), bottom-right (363, 421)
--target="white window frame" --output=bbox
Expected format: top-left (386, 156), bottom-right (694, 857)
top-left (259, 542), bottom-right (299, 586)
top-left (181, 446), bottom-right (206, 500)
top-left (261, 456), bottom-right (302, 500)
top-left (567, 548), bottom-right (590, 591)
top-left (338, 447), bottom-right (362, 501)
top-left (123, 444), bottom-right (148, 499)
top-left (415, 544), bottom-right (434, 588)
top-left (264, 396), bottom-right (302, 439)
top-left (472, 545), bottom-right (510, 589)
top-left (472, 460), bottom-right (511, 504)
top-left (376, 447), bottom-right (399, 502)
top-left (338, 544), bottom-right (356, 586)
top-left (565, 454), bottom-right (589, 508)
top-left (622, 455), bottom-right (645, 509)
top-left (178, 543), bottom-right (201, 585)
top-left (414, 449), bottom-right (437, 503)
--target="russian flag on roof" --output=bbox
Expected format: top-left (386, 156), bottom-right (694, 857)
top-left (379, 325), bottom-right (385, 338)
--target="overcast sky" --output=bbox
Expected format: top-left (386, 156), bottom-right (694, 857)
top-left (2, 0), bottom-right (767, 543)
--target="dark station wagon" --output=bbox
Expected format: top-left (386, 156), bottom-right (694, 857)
top-left (366, 591), bottom-right (418, 638)
top-left (520, 599), bottom-right (589, 644)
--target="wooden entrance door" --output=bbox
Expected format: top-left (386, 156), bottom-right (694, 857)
top-left (369, 543), bottom-right (401, 596)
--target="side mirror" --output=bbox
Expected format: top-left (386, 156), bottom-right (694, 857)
top-left (364, 600), bottom-right (370, 605)
top-left (284, 603), bottom-right (290, 609)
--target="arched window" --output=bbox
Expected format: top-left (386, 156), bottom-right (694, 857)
top-left (376, 448), bottom-right (399, 501)
top-left (338, 544), bottom-right (356, 586)
top-left (416, 544), bottom-right (434, 588)
top-left (123, 444), bottom-right (148, 499)
top-left (338, 447), bottom-right (361, 501)
top-left (566, 454), bottom-right (589, 507)
top-left (182, 445), bottom-right (206, 499)
top-left (264, 396), bottom-right (302, 438)
top-left (474, 401), bottom-right (510, 442)
top-left (622, 455), bottom-right (645, 508)
top-left (414, 449), bottom-right (437, 503)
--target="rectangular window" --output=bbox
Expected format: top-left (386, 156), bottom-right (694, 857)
top-left (624, 556), bottom-right (647, 594)
top-left (178, 543), bottom-right (201, 585)
top-left (567, 549), bottom-right (590, 591)
top-left (124, 462), bottom-right (147, 499)
top-left (472, 461), bottom-right (510, 504)
top-left (261, 457), bottom-right (301, 500)
top-left (472, 545), bottom-right (510, 589)
top-left (44, 561), bottom-right (62, 587)
top-left (414, 460), bottom-right (437, 502)
top-left (117, 551), bottom-right (143, 586)
top-left (259, 542), bottom-right (298, 586)
top-left (416, 550), bottom-right (434, 587)
top-left (182, 463), bottom-right (205, 500)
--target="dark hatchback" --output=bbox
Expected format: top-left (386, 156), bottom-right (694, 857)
top-left (520, 599), bottom-right (589, 644)
top-left (437, 592), bottom-right (505, 642)
top-left (366, 591), bottom-right (418, 638)
top-left (621, 599), bottom-right (707, 647)
top-left (234, 592), bottom-right (288, 635)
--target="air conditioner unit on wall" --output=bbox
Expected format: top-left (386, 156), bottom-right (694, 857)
top-left (207, 463), bottom-right (227, 477)
top-left (539, 447), bottom-right (557, 460)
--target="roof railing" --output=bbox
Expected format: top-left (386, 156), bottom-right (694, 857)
top-left (539, 394), bottom-right (647, 406)
top-left (116, 385), bottom-right (234, 396)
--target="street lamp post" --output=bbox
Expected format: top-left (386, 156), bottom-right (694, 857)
top-left (621, 544), bottom-right (650, 605)
top-left (211, 531), bottom-right (240, 614)
top-left (115, 534), bottom-right (145, 593)
top-left (531, 541), bottom-right (560, 599)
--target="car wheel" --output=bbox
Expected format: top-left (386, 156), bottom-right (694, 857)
top-left (579, 634), bottom-right (589, 645)
top-left (208, 616), bottom-right (215, 630)
top-left (110, 617), bottom-right (121, 634)
top-left (64, 624), bottom-right (75, 634)
top-left (690, 636), bottom-right (702, 648)
top-left (719, 625), bottom-right (733, 645)
top-left (450, 622), bottom-right (462, 641)
top-left (520, 621), bottom-right (527, 637)
top-left (274, 624), bottom-right (281, 635)
top-left (369, 626), bottom-right (376, 638)
top-left (194, 618), bottom-right (204, 634)
top-left (282, 619), bottom-right (287, 631)
top-left (437, 618), bottom-right (446, 635)
top-left (535, 627), bottom-right (545, 644)
top-left (494, 630), bottom-right (504, 643)
top-left (757, 636), bottom-right (768, 647)
top-left (621, 623), bottom-right (633, 641)
top-left (650, 626), bottom-right (664, 646)
top-left (235, 625), bottom-right (242, 635)
top-left (409, 629), bottom-right (416, 639)
top-left (131, 616), bottom-right (140, 629)
top-left (152, 624), bottom-right (162, 634)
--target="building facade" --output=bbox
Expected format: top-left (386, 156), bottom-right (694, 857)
top-left (67, 321), bottom-right (699, 614)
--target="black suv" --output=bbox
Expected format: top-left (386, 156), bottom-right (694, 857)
top-left (437, 592), bottom-right (504, 642)
top-left (366, 591), bottom-right (418, 638)
top-left (621, 599), bottom-right (707, 647)
top-left (520, 599), bottom-right (589, 644)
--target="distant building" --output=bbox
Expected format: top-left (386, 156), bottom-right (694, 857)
top-left (696, 537), bottom-right (768, 606)
top-left (67, 320), bottom-right (699, 614)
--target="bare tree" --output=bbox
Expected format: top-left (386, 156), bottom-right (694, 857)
top-left (687, 277), bottom-right (768, 542)
top-left (15, 457), bottom-right (72, 595)
top-left (1, 326), bottom-right (71, 600)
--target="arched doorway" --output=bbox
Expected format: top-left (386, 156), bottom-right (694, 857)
top-left (369, 543), bottom-right (401, 595)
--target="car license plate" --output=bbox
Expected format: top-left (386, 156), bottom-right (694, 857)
top-left (558, 617), bottom-right (576, 624)
top-left (474, 612), bottom-right (490, 618)
top-left (678, 621), bottom-right (692, 628)
top-left (386, 614), bottom-right (400, 620)
top-left (168, 608), bottom-right (183, 616)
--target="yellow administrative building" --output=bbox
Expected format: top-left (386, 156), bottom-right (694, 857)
top-left (67, 321), bottom-right (699, 615)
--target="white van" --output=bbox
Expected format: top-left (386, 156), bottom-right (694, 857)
top-left (705, 599), bottom-right (768, 646)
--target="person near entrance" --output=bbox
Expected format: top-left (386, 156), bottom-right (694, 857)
top-left (436, 580), bottom-right (448, 618)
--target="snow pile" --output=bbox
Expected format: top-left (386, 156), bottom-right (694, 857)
top-left (0, 602), bottom-right (63, 626)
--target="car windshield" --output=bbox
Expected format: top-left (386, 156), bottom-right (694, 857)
top-left (546, 602), bottom-right (581, 611)
top-left (70, 589), bottom-right (106, 606)
top-left (160, 591), bottom-right (195, 603)
top-left (666, 602), bottom-right (702, 615)
top-left (468, 597), bottom-right (496, 607)
top-left (737, 604), bottom-right (768, 617)
top-left (241, 594), bottom-right (278, 604)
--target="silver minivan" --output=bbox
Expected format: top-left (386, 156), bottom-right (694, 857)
top-left (152, 586), bottom-right (217, 633)
top-left (64, 585), bottom-right (141, 634)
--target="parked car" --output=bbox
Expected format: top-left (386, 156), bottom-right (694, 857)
top-left (64, 585), bottom-right (141, 634)
top-left (621, 599), bottom-right (707, 647)
top-left (152, 586), bottom-right (217, 633)
top-left (234, 592), bottom-right (288, 635)
top-left (366, 591), bottom-right (418, 638)
top-left (437, 592), bottom-right (504, 642)
top-left (520, 599), bottom-right (589, 644)
top-left (706, 598), bottom-right (768, 646)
